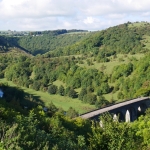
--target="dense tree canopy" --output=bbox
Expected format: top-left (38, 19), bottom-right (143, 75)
top-left (0, 88), bottom-right (149, 150)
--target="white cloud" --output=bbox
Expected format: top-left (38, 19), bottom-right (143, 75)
top-left (142, 12), bottom-right (150, 16)
top-left (107, 14), bottom-right (126, 19)
top-left (0, 0), bottom-right (76, 19)
top-left (77, 0), bottom-right (150, 15)
top-left (83, 17), bottom-right (95, 24)
top-left (0, 0), bottom-right (150, 30)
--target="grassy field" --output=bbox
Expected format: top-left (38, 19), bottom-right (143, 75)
top-left (53, 80), bottom-right (66, 87)
top-left (78, 54), bottom-right (145, 74)
top-left (0, 78), bottom-right (96, 114)
top-left (128, 22), bottom-right (150, 28)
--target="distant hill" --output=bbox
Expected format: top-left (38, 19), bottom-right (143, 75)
top-left (0, 30), bottom-right (89, 55)
top-left (1, 22), bottom-right (150, 56)
top-left (45, 22), bottom-right (150, 57)
top-left (0, 36), bottom-right (30, 54)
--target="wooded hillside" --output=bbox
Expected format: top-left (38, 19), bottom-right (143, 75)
top-left (0, 21), bottom-right (150, 149)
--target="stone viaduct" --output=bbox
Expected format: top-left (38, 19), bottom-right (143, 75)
top-left (80, 97), bottom-right (150, 122)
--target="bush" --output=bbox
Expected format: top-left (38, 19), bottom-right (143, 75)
top-left (58, 85), bottom-right (65, 96)
top-left (48, 85), bottom-right (58, 94)
top-left (68, 88), bottom-right (78, 98)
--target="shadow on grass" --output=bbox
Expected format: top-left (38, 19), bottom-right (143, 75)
top-left (0, 83), bottom-right (44, 109)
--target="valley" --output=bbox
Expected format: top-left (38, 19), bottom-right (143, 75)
top-left (0, 21), bottom-right (150, 149)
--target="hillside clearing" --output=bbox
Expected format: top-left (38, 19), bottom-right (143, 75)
top-left (78, 53), bottom-right (145, 74)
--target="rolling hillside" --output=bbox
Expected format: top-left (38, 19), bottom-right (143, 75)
top-left (1, 22), bottom-right (150, 56)
top-left (0, 21), bottom-right (150, 149)
top-left (0, 21), bottom-right (150, 112)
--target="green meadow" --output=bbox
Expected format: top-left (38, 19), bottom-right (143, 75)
top-left (0, 78), bottom-right (95, 114)
top-left (128, 22), bottom-right (150, 28)
top-left (78, 53), bottom-right (145, 74)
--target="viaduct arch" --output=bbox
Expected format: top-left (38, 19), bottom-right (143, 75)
top-left (80, 97), bottom-right (150, 122)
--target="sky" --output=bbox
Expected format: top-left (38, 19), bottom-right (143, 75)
top-left (0, 0), bottom-right (150, 31)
